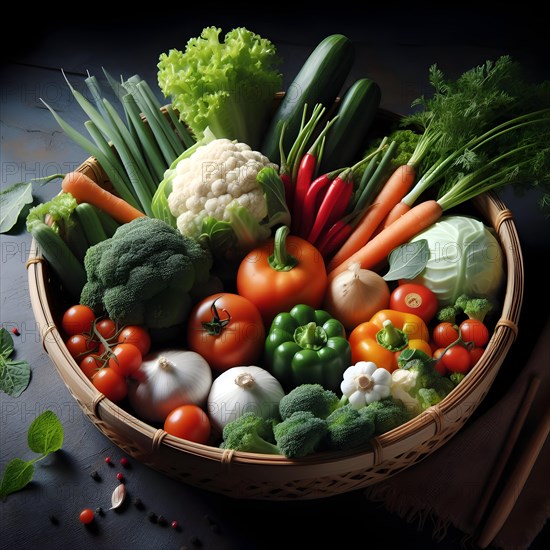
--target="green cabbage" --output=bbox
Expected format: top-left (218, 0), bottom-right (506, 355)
top-left (157, 26), bottom-right (282, 150)
top-left (408, 215), bottom-right (505, 306)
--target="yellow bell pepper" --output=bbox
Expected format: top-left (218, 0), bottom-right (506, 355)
top-left (348, 309), bottom-right (431, 372)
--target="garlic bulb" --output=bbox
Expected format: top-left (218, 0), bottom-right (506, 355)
top-left (128, 349), bottom-right (212, 423)
top-left (207, 366), bottom-right (285, 433)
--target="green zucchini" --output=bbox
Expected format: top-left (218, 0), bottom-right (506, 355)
top-left (320, 78), bottom-right (382, 173)
top-left (30, 221), bottom-right (86, 298)
top-left (75, 203), bottom-right (108, 246)
top-left (261, 34), bottom-right (355, 163)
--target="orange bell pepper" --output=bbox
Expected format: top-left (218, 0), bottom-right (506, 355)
top-left (348, 309), bottom-right (431, 372)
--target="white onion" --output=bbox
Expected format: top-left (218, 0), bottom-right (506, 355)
top-left (323, 262), bottom-right (390, 330)
top-left (207, 366), bottom-right (285, 433)
top-left (128, 349), bottom-right (212, 423)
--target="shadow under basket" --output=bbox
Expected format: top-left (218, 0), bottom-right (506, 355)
top-left (27, 154), bottom-right (523, 501)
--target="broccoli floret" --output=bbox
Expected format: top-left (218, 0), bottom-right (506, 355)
top-left (360, 397), bottom-right (413, 435)
top-left (221, 412), bottom-right (280, 455)
top-left (436, 306), bottom-right (460, 324)
top-left (454, 294), bottom-right (494, 323)
top-left (324, 404), bottom-right (375, 451)
top-left (391, 350), bottom-right (455, 415)
top-left (449, 372), bottom-right (466, 386)
top-left (278, 384), bottom-right (340, 421)
top-left (273, 411), bottom-right (328, 458)
top-left (80, 217), bottom-right (212, 330)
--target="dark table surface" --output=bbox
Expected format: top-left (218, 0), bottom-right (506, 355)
top-left (1, 10), bottom-right (549, 550)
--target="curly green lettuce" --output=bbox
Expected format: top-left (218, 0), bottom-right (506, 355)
top-left (157, 26), bottom-right (282, 150)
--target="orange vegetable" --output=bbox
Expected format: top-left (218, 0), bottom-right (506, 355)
top-left (328, 199), bottom-right (443, 281)
top-left (348, 309), bottom-right (430, 372)
top-left (61, 171), bottom-right (145, 225)
top-left (236, 225), bottom-right (327, 327)
top-left (327, 164), bottom-right (416, 272)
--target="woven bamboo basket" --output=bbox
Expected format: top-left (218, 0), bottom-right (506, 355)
top-left (26, 111), bottom-right (524, 500)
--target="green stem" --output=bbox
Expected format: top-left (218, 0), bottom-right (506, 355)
top-left (294, 322), bottom-right (327, 351)
top-left (376, 320), bottom-right (408, 352)
top-left (268, 226), bottom-right (298, 272)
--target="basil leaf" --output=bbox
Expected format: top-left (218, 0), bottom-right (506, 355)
top-left (0, 459), bottom-right (35, 499)
top-left (0, 328), bottom-right (14, 358)
top-left (27, 411), bottom-right (64, 455)
top-left (0, 182), bottom-right (33, 233)
top-left (383, 239), bottom-right (430, 281)
top-left (0, 329), bottom-right (31, 398)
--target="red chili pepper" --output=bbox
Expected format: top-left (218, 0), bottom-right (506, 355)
top-left (291, 152), bottom-right (317, 234)
top-left (299, 171), bottom-right (339, 238)
top-left (316, 219), bottom-right (354, 258)
top-left (307, 168), bottom-right (353, 245)
top-left (279, 171), bottom-right (293, 208)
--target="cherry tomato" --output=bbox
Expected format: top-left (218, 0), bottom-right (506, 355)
top-left (460, 319), bottom-right (490, 348)
top-left (66, 333), bottom-right (97, 359)
top-left (432, 322), bottom-right (460, 348)
top-left (79, 355), bottom-right (103, 379)
top-left (62, 305), bottom-right (96, 336)
top-left (92, 368), bottom-right (127, 402)
top-left (438, 344), bottom-right (472, 374)
top-left (108, 343), bottom-right (142, 377)
top-left (117, 325), bottom-right (151, 356)
top-left (236, 232), bottom-right (327, 327)
top-left (390, 283), bottom-right (438, 324)
top-left (95, 318), bottom-right (117, 340)
top-left (470, 346), bottom-right (485, 367)
top-left (187, 293), bottom-right (266, 373)
top-left (164, 404), bottom-right (211, 444)
top-left (432, 348), bottom-right (448, 376)
top-left (79, 508), bottom-right (95, 524)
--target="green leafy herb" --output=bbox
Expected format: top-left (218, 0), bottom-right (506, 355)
top-left (0, 410), bottom-right (64, 500)
top-left (383, 239), bottom-right (429, 281)
top-left (0, 182), bottom-right (33, 233)
top-left (0, 328), bottom-right (31, 397)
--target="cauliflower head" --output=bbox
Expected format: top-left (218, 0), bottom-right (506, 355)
top-left (168, 138), bottom-right (277, 240)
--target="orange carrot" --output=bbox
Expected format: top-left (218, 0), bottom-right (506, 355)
top-left (327, 199), bottom-right (443, 281)
top-left (379, 200), bottom-right (412, 229)
top-left (62, 171), bottom-right (145, 225)
top-left (326, 164), bottom-right (416, 272)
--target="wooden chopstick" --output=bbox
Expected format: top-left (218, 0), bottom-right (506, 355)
top-left (472, 375), bottom-right (541, 528)
top-left (476, 388), bottom-right (549, 548)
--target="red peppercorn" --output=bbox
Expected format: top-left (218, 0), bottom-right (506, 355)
top-left (79, 508), bottom-right (95, 524)
top-left (120, 457), bottom-right (129, 467)
top-left (104, 456), bottom-right (112, 465)
top-left (171, 520), bottom-right (179, 530)
top-left (116, 472), bottom-right (124, 481)
top-left (11, 327), bottom-right (20, 336)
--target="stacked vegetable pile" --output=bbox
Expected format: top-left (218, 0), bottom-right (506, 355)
top-left (17, 26), bottom-right (550, 458)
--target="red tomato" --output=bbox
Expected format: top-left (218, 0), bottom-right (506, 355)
top-left (108, 343), bottom-right (142, 377)
top-left (432, 348), bottom-right (448, 376)
top-left (164, 404), bottom-right (211, 444)
top-left (438, 344), bottom-right (472, 374)
top-left (117, 325), bottom-right (151, 356)
top-left (79, 355), bottom-right (103, 380)
top-left (187, 293), bottom-right (265, 373)
top-left (470, 346), bottom-right (485, 367)
top-left (62, 305), bottom-right (96, 336)
top-left (390, 283), bottom-right (439, 324)
top-left (236, 232), bottom-right (327, 327)
top-left (95, 318), bottom-right (117, 340)
top-left (92, 368), bottom-right (127, 402)
top-left (66, 333), bottom-right (97, 359)
top-left (460, 319), bottom-right (490, 348)
top-left (433, 322), bottom-right (460, 348)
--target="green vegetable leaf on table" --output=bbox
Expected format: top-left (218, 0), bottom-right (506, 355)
top-left (0, 328), bottom-right (31, 397)
top-left (0, 182), bottom-right (33, 233)
top-left (0, 410), bottom-right (64, 500)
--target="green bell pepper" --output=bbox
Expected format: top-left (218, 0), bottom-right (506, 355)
top-left (264, 304), bottom-right (351, 393)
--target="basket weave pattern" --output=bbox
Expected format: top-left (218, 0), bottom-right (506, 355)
top-left (27, 154), bottom-right (523, 500)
